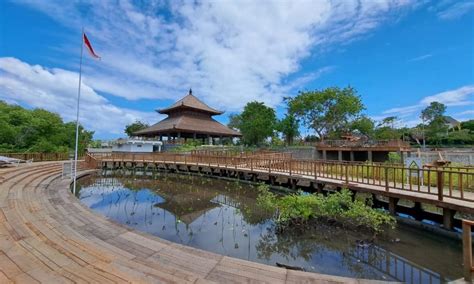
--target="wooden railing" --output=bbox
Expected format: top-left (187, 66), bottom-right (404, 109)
top-left (88, 152), bottom-right (474, 203)
top-left (191, 149), bottom-right (245, 156)
top-left (298, 158), bottom-right (473, 172)
top-left (0, 152), bottom-right (73, 161)
top-left (463, 219), bottom-right (474, 282)
top-left (190, 149), bottom-right (292, 160)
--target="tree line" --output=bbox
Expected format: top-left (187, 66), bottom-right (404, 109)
top-left (0, 101), bottom-right (93, 153)
top-left (3, 84), bottom-right (472, 154)
top-left (227, 87), bottom-right (474, 147)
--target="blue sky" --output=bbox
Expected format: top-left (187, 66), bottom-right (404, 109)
top-left (1, 0), bottom-right (473, 139)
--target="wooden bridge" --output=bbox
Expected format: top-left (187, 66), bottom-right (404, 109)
top-left (87, 152), bottom-right (474, 231)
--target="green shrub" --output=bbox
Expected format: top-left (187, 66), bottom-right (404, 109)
top-left (387, 152), bottom-right (401, 164)
top-left (256, 184), bottom-right (279, 211)
top-left (170, 139), bottom-right (202, 152)
top-left (0, 101), bottom-right (94, 153)
top-left (256, 185), bottom-right (395, 234)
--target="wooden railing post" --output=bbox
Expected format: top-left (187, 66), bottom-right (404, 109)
top-left (463, 220), bottom-right (473, 282)
top-left (437, 171), bottom-right (444, 201)
top-left (313, 161), bottom-right (317, 179)
top-left (345, 165), bottom-right (348, 185)
top-left (385, 167), bottom-right (389, 192)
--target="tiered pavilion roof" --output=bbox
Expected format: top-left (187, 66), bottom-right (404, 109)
top-left (134, 89), bottom-right (241, 142)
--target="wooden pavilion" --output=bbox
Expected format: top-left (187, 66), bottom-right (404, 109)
top-left (134, 89), bottom-right (241, 144)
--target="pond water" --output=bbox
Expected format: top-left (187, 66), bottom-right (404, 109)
top-left (76, 172), bottom-right (463, 283)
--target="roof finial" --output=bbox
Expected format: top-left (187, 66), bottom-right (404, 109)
top-left (189, 88), bottom-right (192, 95)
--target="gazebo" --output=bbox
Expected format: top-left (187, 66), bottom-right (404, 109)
top-left (134, 89), bottom-right (241, 144)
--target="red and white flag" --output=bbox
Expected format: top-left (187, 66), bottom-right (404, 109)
top-left (83, 33), bottom-right (100, 59)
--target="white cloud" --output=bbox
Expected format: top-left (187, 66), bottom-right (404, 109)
top-left (381, 85), bottom-right (474, 126)
top-left (420, 85), bottom-right (474, 106)
top-left (14, 0), bottom-right (417, 111)
top-left (435, 1), bottom-right (474, 20)
top-left (383, 104), bottom-right (421, 115)
top-left (458, 110), bottom-right (474, 116)
top-left (453, 110), bottom-right (474, 122)
top-left (384, 85), bottom-right (474, 115)
top-left (408, 53), bottom-right (433, 62)
top-left (0, 57), bottom-right (158, 137)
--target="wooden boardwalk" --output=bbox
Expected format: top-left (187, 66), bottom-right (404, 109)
top-left (93, 153), bottom-right (474, 216)
top-left (0, 162), bottom-right (387, 283)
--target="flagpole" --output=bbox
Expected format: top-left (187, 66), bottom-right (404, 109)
top-left (73, 27), bottom-right (84, 196)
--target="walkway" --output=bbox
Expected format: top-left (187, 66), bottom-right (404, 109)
top-left (0, 162), bottom-right (385, 283)
top-left (94, 153), bottom-right (474, 215)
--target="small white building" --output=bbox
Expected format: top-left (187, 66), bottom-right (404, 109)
top-left (112, 138), bottom-right (162, 153)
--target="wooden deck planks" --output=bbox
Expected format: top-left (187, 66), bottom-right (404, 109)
top-left (207, 256), bottom-right (287, 283)
top-left (0, 162), bottom-right (392, 283)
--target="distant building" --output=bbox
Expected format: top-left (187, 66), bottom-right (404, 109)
top-left (443, 116), bottom-right (461, 130)
top-left (111, 138), bottom-right (162, 153)
top-left (134, 89), bottom-right (241, 144)
top-left (100, 141), bottom-right (111, 148)
top-left (315, 138), bottom-right (411, 163)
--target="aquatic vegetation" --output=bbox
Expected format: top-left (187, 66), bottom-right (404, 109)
top-left (256, 184), bottom-right (395, 234)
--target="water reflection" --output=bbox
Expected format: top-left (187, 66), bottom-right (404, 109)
top-left (77, 173), bottom-right (462, 283)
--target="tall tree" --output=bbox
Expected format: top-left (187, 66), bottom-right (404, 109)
top-left (231, 101), bottom-right (277, 145)
top-left (124, 121), bottom-right (149, 137)
top-left (420, 102), bottom-right (448, 145)
top-left (426, 120), bottom-right (449, 146)
top-left (227, 114), bottom-right (242, 130)
top-left (374, 116), bottom-right (401, 140)
top-left (287, 86), bottom-right (364, 140)
top-left (350, 116), bottom-right (374, 136)
top-left (420, 101), bottom-right (446, 123)
top-left (276, 113), bottom-right (300, 145)
top-left (379, 116), bottom-right (398, 128)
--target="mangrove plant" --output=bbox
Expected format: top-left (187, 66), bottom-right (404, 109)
top-left (256, 185), bottom-right (396, 234)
